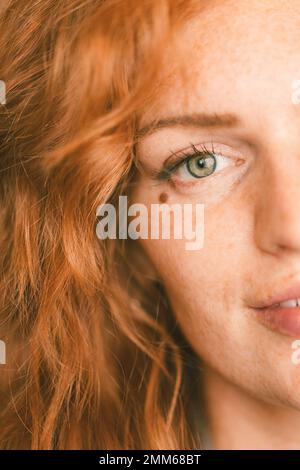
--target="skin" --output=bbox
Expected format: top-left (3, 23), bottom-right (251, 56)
top-left (131, 0), bottom-right (300, 449)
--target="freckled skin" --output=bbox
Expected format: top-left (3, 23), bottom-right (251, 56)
top-left (132, 0), bottom-right (300, 450)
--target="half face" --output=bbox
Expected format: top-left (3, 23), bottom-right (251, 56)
top-left (131, 0), bottom-right (300, 411)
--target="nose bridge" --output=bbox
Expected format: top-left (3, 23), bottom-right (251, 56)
top-left (254, 140), bottom-right (300, 255)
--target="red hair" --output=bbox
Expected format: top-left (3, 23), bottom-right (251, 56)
top-left (0, 0), bottom-right (202, 449)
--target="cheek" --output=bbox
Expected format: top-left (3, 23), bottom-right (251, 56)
top-left (132, 174), bottom-right (254, 343)
top-left (140, 212), bottom-right (244, 324)
top-left (140, 200), bottom-right (248, 305)
top-left (138, 202), bottom-right (251, 361)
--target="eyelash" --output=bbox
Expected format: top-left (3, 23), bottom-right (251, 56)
top-left (152, 142), bottom-right (219, 181)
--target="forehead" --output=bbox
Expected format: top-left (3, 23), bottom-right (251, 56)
top-left (140, 0), bottom-right (300, 125)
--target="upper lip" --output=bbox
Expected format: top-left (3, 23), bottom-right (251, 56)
top-left (251, 279), bottom-right (300, 309)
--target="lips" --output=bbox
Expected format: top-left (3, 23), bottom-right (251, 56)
top-left (251, 280), bottom-right (300, 337)
top-left (253, 281), bottom-right (300, 309)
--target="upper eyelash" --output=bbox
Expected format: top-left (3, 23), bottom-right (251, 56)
top-left (152, 142), bottom-right (217, 181)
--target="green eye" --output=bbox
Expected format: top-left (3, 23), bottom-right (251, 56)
top-left (186, 154), bottom-right (217, 178)
top-left (154, 144), bottom-right (233, 182)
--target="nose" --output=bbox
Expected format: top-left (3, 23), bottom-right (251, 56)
top-left (254, 148), bottom-right (300, 256)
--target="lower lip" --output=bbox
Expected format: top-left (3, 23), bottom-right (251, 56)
top-left (253, 306), bottom-right (300, 337)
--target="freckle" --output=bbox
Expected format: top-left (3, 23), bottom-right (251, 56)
top-left (159, 192), bottom-right (168, 203)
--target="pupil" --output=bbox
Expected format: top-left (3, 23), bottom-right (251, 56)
top-left (197, 158), bottom-right (206, 168)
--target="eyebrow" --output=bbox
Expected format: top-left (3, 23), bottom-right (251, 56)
top-left (136, 112), bottom-right (240, 139)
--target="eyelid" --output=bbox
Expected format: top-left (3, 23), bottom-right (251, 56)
top-left (165, 142), bottom-right (214, 168)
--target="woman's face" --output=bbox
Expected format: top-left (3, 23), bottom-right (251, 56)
top-left (132, 0), bottom-right (300, 410)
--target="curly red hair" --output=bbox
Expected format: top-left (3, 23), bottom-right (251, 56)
top-left (0, 0), bottom-right (202, 449)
